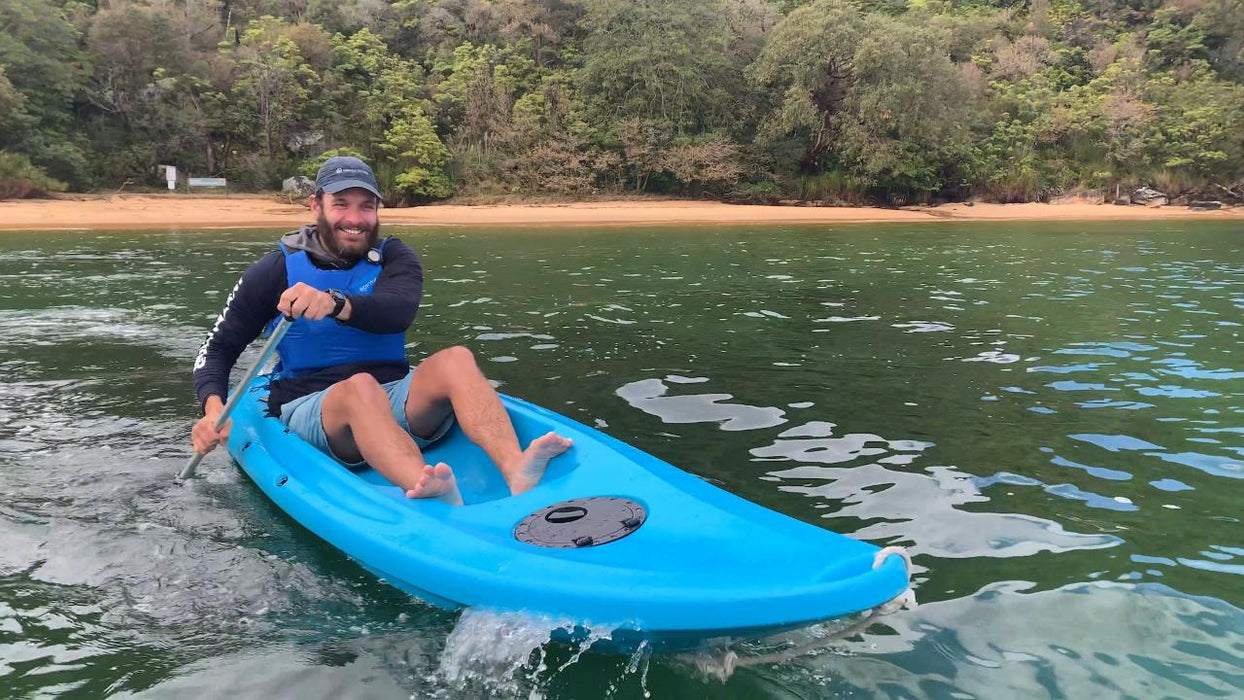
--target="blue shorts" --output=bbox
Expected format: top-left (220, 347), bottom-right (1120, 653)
top-left (278, 370), bottom-right (455, 469)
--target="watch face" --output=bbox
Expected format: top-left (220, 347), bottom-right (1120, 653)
top-left (366, 249), bottom-right (382, 264)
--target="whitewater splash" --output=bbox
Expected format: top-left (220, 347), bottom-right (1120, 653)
top-left (437, 595), bottom-right (918, 695)
top-left (438, 608), bottom-right (647, 697)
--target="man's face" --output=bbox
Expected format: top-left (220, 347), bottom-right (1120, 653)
top-left (311, 188), bottom-right (380, 261)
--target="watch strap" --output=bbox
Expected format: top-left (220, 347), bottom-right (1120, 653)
top-left (326, 289), bottom-right (347, 319)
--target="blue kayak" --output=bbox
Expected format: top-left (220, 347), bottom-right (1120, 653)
top-left (226, 375), bottom-right (911, 646)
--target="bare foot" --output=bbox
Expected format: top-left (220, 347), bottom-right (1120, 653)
top-left (505, 432), bottom-right (573, 495)
top-left (405, 462), bottom-right (463, 505)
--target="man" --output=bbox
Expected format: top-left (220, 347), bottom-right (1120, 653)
top-left (191, 156), bottom-right (571, 504)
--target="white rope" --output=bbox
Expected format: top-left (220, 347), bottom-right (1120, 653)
top-left (873, 545), bottom-right (913, 575)
top-left (871, 545), bottom-right (917, 615)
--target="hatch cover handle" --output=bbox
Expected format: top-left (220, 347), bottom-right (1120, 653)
top-left (545, 506), bottom-right (588, 524)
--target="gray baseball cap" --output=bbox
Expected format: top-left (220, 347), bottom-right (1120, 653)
top-left (315, 156), bottom-right (382, 199)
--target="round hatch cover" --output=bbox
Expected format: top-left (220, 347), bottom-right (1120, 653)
top-left (513, 497), bottom-right (646, 548)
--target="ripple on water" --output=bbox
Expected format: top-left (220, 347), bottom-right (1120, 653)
top-left (0, 308), bottom-right (203, 360)
top-left (616, 376), bottom-right (787, 432)
top-left (784, 582), bottom-right (1244, 698)
top-left (1048, 455), bottom-right (1133, 481)
top-left (6, 222), bottom-right (1244, 697)
top-left (1068, 434), bottom-right (1164, 452)
top-left (767, 459), bottom-right (1119, 559)
top-left (1145, 451), bottom-right (1244, 479)
top-left (892, 320), bottom-right (954, 333)
top-left (961, 350), bottom-right (1021, 363)
top-left (0, 457), bottom-right (383, 695)
top-left (0, 380), bottom-right (184, 457)
top-left (118, 608), bottom-right (650, 699)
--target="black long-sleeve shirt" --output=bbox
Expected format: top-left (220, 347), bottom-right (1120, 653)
top-left (193, 237), bottom-right (423, 416)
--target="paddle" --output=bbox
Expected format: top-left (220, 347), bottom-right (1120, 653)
top-left (176, 317), bottom-right (292, 483)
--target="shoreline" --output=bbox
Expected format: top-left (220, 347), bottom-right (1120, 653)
top-left (1, 194), bottom-right (1241, 231)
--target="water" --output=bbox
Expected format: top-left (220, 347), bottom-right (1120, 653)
top-left (2, 222), bottom-right (1243, 697)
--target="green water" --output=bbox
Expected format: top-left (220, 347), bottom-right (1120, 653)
top-left (2, 222), bottom-right (1242, 698)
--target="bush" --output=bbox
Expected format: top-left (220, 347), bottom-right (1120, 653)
top-left (223, 153), bottom-right (285, 191)
top-left (793, 171), bottom-right (872, 205)
top-left (299, 147), bottom-right (368, 180)
top-left (1148, 169), bottom-right (1209, 198)
top-left (0, 151), bottom-right (67, 199)
top-left (725, 181), bottom-right (783, 204)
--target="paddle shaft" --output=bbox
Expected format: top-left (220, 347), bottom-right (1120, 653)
top-left (177, 318), bottom-right (291, 482)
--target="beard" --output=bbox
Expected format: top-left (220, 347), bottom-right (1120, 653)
top-left (317, 213), bottom-right (380, 263)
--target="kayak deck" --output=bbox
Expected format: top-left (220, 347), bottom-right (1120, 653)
top-left (227, 376), bottom-right (911, 646)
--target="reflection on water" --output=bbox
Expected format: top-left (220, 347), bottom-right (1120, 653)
top-left (2, 224), bottom-right (1244, 697)
top-left (803, 581), bottom-right (1244, 698)
top-left (616, 376), bottom-right (788, 431)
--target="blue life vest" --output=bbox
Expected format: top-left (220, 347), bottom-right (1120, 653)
top-left (268, 240), bottom-right (407, 378)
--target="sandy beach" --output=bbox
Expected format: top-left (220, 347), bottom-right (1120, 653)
top-left (1, 194), bottom-right (1241, 231)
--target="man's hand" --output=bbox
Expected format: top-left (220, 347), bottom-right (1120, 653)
top-left (192, 395), bottom-right (231, 455)
top-left (277, 282), bottom-right (336, 320)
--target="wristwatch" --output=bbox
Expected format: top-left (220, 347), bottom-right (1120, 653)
top-left (326, 289), bottom-right (347, 319)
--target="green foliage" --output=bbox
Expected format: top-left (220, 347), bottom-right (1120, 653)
top-left (328, 28), bottom-right (429, 149)
top-left (0, 0), bottom-right (85, 126)
top-left (792, 172), bottom-right (871, 204)
top-left (0, 67), bottom-right (28, 134)
top-left (1144, 67), bottom-right (1244, 179)
top-left (233, 22), bottom-right (318, 158)
top-left (0, 0), bottom-right (90, 187)
top-left (1193, 0), bottom-right (1244, 78)
top-left (726, 181), bottom-right (783, 205)
top-left (0, 150), bottom-right (66, 198)
top-left (835, 18), bottom-right (975, 194)
top-left (380, 109), bottom-right (454, 202)
top-left (578, 0), bottom-right (751, 134)
top-left (751, 0), bottom-right (867, 172)
top-left (300, 148), bottom-right (369, 179)
top-left (1146, 8), bottom-right (1208, 69)
top-left (0, 0), bottom-right (1240, 202)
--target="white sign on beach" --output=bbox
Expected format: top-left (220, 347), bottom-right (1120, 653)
top-left (189, 177), bottom-right (227, 188)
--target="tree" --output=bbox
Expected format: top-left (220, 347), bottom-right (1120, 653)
top-left (615, 118), bottom-right (672, 192)
top-left (494, 0), bottom-right (579, 67)
top-left (1194, 0), bottom-right (1244, 79)
top-left (85, 1), bottom-right (202, 184)
top-left (0, 150), bottom-right (66, 197)
top-left (1146, 7), bottom-right (1208, 69)
top-left (833, 18), bottom-right (975, 194)
top-left (1, 0), bottom-right (1242, 202)
top-left (577, 0), bottom-right (748, 134)
top-left (429, 42), bottom-right (542, 186)
top-left (501, 70), bottom-right (617, 194)
top-left (88, 1), bottom-right (193, 124)
top-left (0, 66), bottom-right (27, 135)
top-left (661, 135), bottom-right (746, 195)
top-left (992, 36), bottom-right (1057, 81)
top-left (0, 0), bottom-right (90, 187)
top-left (1144, 66), bottom-right (1244, 181)
top-left (327, 27), bottom-right (428, 149)
top-left (750, 0), bottom-right (866, 173)
top-left (231, 20), bottom-right (317, 160)
top-left (379, 108), bottom-right (453, 202)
